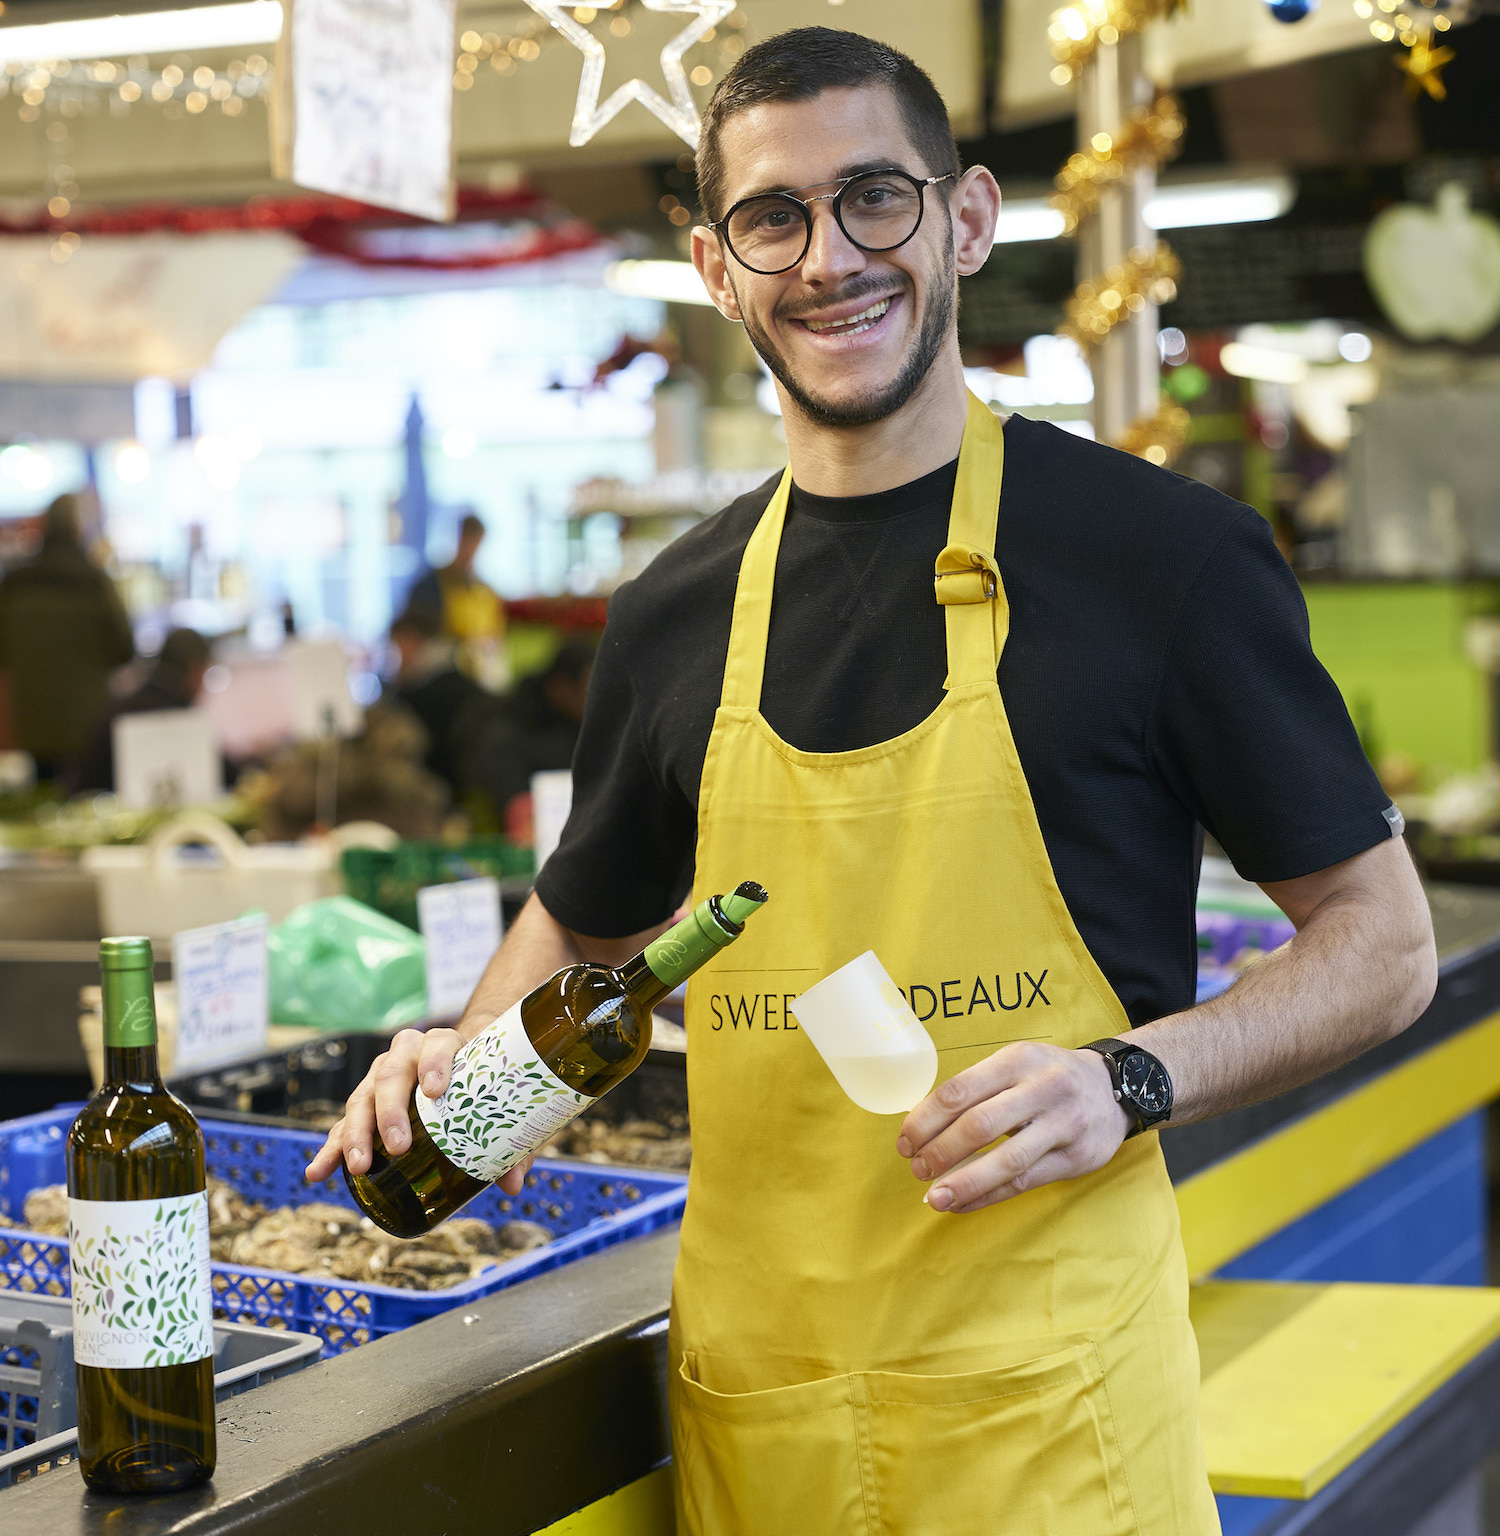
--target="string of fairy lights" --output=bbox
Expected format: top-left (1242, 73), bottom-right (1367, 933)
top-left (453, 1), bottom-right (747, 98)
top-left (0, 54), bottom-right (271, 127)
top-left (1, 1), bottom-right (752, 258)
top-left (0, 0), bottom-right (746, 261)
top-left (0, 1), bottom-right (751, 125)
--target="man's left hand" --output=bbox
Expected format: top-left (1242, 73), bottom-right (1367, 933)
top-left (896, 1043), bottom-right (1133, 1213)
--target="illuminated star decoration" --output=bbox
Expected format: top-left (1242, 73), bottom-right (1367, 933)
top-left (1396, 37), bottom-right (1456, 100)
top-left (523, 0), bottom-right (734, 149)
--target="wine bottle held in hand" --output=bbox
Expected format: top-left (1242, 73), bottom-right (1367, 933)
top-left (346, 882), bottom-right (768, 1237)
top-left (67, 937), bottom-right (216, 1494)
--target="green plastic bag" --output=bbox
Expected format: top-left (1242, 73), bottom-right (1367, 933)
top-left (268, 896), bottom-right (428, 1032)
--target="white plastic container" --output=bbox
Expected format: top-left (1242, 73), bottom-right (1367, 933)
top-left (82, 811), bottom-right (340, 942)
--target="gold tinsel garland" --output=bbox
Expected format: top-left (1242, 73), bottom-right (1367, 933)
top-left (1052, 92), bottom-right (1183, 235)
top-left (1111, 400), bottom-right (1191, 466)
top-left (1047, 0), bottom-right (1184, 86)
top-left (1047, 0), bottom-right (1188, 463)
top-left (1059, 242), bottom-right (1180, 352)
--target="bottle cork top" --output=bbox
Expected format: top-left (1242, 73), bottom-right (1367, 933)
top-left (99, 936), bottom-right (155, 972)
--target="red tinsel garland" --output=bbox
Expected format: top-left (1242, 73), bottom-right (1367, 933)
top-left (0, 185), bottom-right (603, 272)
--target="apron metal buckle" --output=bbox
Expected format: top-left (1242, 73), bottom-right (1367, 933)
top-left (934, 551), bottom-right (1000, 606)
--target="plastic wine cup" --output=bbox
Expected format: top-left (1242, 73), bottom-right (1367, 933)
top-left (790, 951), bottom-right (940, 1115)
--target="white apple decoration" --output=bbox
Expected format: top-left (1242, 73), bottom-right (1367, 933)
top-left (1365, 182), bottom-right (1500, 344)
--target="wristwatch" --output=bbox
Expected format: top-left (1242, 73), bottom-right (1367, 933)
top-left (1080, 1039), bottom-right (1173, 1138)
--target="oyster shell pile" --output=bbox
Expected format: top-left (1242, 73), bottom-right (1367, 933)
top-left (9, 1177), bottom-right (552, 1293)
top-left (15, 1184), bottom-right (69, 1235)
top-left (225, 1103), bottom-right (693, 1171)
top-left (540, 1116), bottom-right (691, 1171)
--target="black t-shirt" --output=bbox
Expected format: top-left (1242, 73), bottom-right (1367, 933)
top-left (536, 415), bottom-right (1393, 1025)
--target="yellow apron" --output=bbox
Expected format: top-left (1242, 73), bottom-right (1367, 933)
top-left (671, 395), bottom-right (1219, 1535)
top-left (439, 571), bottom-right (505, 645)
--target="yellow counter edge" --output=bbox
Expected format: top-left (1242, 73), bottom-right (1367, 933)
top-left (533, 1467), bottom-right (672, 1535)
top-left (534, 1012), bottom-right (1500, 1529)
top-left (1176, 1008), bottom-right (1500, 1280)
top-left (1196, 1281), bottom-right (1500, 1500)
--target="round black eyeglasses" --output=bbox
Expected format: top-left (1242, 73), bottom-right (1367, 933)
top-left (708, 168), bottom-right (958, 277)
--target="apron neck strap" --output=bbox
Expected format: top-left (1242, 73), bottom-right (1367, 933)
top-left (936, 394), bottom-right (1009, 690)
top-left (718, 466), bottom-right (791, 713)
top-left (717, 393), bottom-right (1008, 713)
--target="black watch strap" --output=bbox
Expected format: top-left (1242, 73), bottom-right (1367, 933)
top-left (1080, 1038), bottom-right (1173, 1138)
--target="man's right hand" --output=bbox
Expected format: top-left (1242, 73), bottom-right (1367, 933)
top-left (302, 1027), bottom-right (534, 1195)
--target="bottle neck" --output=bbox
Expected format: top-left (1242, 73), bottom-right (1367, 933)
top-left (622, 895), bottom-right (745, 1014)
top-left (101, 966), bottom-right (163, 1087)
top-left (103, 1043), bottom-right (164, 1087)
top-left (618, 952), bottom-right (669, 1014)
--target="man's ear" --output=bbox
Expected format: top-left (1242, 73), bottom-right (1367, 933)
top-left (951, 166), bottom-right (1000, 278)
top-left (692, 226), bottom-right (743, 321)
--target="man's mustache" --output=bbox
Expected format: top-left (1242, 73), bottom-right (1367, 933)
top-left (775, 274), bottom-right (911, 324)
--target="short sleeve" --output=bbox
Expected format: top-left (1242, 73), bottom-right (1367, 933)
top-left (1147, 511), bottom-right (1395, 885)
top-left (532, 609), bottom-right (697, 939)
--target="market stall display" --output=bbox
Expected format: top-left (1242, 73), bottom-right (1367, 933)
top-left (0, 1107), bottom-right (687, 1357)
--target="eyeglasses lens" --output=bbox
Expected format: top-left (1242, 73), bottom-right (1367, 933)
top-left (726, 198), bottom-right (807, 273)
top-left (840, 174), bottom-right (922, 249)
top-left (727, 173), bottom-right (923, 273)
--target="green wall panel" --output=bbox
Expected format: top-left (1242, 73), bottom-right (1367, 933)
top-left (1301, 583), bottom-right (1496, 778)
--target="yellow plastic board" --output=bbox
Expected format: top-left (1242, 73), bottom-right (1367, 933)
top-left (534, 1283), bottom-right (1500, 1518)
top-left (1176, 1010), bottom-right (1500, 1279)
top-left (533, 1467), bottom-right (672, 1536)
top-left (1194, 1281), bottom-right (1500, 1499)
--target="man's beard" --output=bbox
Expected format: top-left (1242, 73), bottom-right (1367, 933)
top-left (737, 247), bottom-right (956, 429)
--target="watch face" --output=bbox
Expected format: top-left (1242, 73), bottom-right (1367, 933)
top-left (1121, 1052), bottom-right (1171, 1115)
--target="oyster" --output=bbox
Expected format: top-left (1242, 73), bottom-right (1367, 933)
top-left (22, 1185), bottom-right (69, 1236)
top-left (19, 1169), bottom-right (556, 1294)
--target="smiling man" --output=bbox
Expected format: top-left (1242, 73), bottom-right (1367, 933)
top-left (307, 27), bottom-right (1436, 1534)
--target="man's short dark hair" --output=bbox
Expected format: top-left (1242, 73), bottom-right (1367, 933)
top-left (696, 28), bottom-right (960, 224)
top-left (459, 512), bottom-right (486, 540)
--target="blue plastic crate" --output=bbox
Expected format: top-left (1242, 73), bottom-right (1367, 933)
top-left (0, 1106), bottom-right (687, 1357)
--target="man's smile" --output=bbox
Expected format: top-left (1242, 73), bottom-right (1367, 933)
top-left (782, 289), bottom-right (906, 352)
top-left (801, 297), bottom-right (893, 335)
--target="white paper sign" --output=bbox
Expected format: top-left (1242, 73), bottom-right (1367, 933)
top-left (277, 0), bottom-right (459, 222)
top-left (113, 708), bottom-right (219, 811)
top-left (0, 233), bottom-right (303, 383)
top-left (171, 914), bottom-right (270, 1074)
top-left (531, 770), bottom-right (573, 874)
top-left (418, 877), bottom-right (503, 1020)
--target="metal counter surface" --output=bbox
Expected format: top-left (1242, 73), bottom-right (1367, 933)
top-left (5, 882), bottom-right (1500, 1532)
top-left (1163, 882), bottom-right (1500, 1181)
top-left (3, 1229), bottom-right (678, 1534)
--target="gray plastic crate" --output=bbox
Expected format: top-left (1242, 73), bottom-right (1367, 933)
top-left (0, 1292), bottom-right (321, 1489)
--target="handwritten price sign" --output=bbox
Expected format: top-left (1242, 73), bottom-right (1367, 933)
top-left (418, 877), bottom-right (504, 1021)
top-left (171, 914), bottom-right (270, 1074)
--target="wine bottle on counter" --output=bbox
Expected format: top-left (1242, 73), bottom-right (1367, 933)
top-left (66, 936), bottom-right (216, 1494)
top-left (347, 881), bottom-right (769, 1237)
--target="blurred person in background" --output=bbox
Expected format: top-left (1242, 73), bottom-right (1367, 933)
top-left (460, 635), bottom-right (595, 830)
top-left (385, 606), bottom-right (486, 799)
top-left (72, 627), bottom-right (213, 794)
top-left (407, 511), bottom-right (509, 690)
top-left (0, 493), bottom-right (134, 780)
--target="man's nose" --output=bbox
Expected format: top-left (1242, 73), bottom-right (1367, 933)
top-left (797, 200), bottom-right (867, 288)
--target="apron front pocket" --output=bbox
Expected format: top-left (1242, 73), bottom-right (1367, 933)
top-left (673, 1353), bottom-right (877, 1536)
top-left (864, 1342), bottom-right (1138, 1536)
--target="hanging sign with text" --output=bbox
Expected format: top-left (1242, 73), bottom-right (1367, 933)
top-left (273, 0), bottom-right (458, 222)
